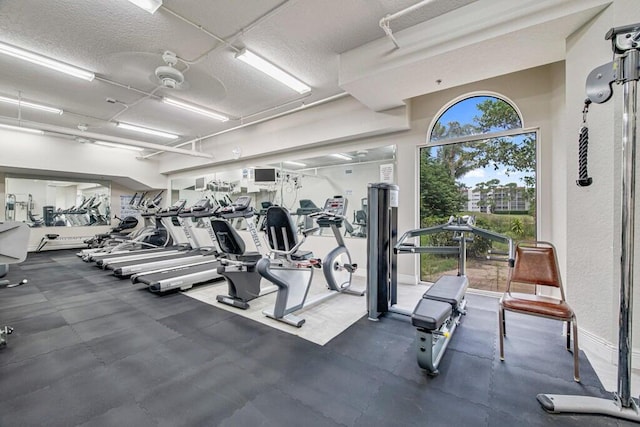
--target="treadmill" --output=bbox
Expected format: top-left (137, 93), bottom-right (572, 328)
top-left (110, 198), bottom-right (219, 277)
top-left (93, 199), bottom-right (189, 267)
top-left (131, 196), bottom-right (254, 293)
top-left (82, 192), bottom-right (167, 261)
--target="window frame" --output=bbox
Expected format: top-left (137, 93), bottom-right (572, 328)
top-left (426, 91), bottom-right (526, 145)
top-left (416, 92), bottom-right (541, 291)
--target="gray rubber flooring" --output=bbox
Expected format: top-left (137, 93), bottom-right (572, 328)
top-left (0, 249), bottom-right (635, 426)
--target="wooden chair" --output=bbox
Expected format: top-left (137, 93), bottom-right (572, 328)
top-left (499, 241), bottom-right (579, 382)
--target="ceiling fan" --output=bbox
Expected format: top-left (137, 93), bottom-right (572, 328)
top-left (104, 49), bottom-right (227, 102)
top-left (154, 51), bottom-right (184, 89)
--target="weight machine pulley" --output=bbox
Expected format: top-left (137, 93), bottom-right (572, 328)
top-left (537, 23), bottom-right (640, 422)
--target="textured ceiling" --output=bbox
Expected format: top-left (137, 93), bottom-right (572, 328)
top-left (0, 0), bottom-right (476, 152)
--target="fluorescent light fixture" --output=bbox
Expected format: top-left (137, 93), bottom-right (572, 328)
top-left (162, 97), bottom-right (228, 122)
top-left (0, 95), bottom-right (63, 114)
top-left (0, 123), bottom-right (44, 135)
top-left (125, 0), bottom-right (162, 14)
top-left (236, 49), bottom-right (311, 94)
top-left (331, 153), bottom-right (352, 161)
top-left (284, 160), bottom-right (307, 167)
top-left (94, 141), bottom-right (145, 152)
top-left (0, 41), bottom-right (95, 81)
top-left (116, 122), bottom-right (179, 139)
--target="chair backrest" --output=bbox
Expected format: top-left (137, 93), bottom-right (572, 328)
top-left (211, 219), bottom-right (245, 255)
top-left (509, 241), bottom-right (562, 289)
top-left (265, 206), bottom-right (298, 252)
top-left (355, 210), bottom-right (367, 224)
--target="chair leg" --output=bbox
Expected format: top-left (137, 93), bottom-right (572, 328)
top-left (566, 320), bottom-right (571, 351)
top-left (502, 308), bottom-right (506, 337)
top-left (572, 316), bottom-right (580, 382)
top-left (498, 306), bottom-right (505, 361)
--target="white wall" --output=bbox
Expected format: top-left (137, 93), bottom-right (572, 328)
top-left (157, 96), bottom-right (409, 175)
top-left (564, 0), bottom-right (640, 358)
top-left (0, 129), bottom-right (164, 189)
top-left (0, 126), bottom-right (166, 246)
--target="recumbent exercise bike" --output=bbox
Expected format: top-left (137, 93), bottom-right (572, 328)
top-left (258, 197), bottom-right (364, 327)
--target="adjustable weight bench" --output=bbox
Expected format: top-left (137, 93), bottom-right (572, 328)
top-left (411, 275), bottom-right (469, 375)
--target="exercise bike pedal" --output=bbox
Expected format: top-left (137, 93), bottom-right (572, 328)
top-left (344, 263), bottom-right (357, 273)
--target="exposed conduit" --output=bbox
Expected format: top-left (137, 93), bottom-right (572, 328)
top-left (161, 0), bottom-right (297, 64)
top-left (379, 0), bottom-right (439, 49)
top-left (1, 1), bottom-right (302, 159)
top-left (0, 116), bottom-right (213, 159)
top-left (140, 92), bottom-right (350, 159)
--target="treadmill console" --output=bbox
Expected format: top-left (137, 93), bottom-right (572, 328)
top-left (170, 199), bottom-right (187, 211)
top-left (313, 197), bottom-right (348, 228)
top-left (322, 197), bottom-right (348, 216)
top-left (222, 196), bottom-right (251, 212)
top-left (157, 199), bottom-right (187, 218)
top-left (216, 196), bottom-right (253, 219)
top-left (178, 198), bottom-right (214, 218)
top-left (189, 198), bottom-right (212, 212)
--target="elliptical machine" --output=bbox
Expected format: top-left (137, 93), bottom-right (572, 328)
top-left (259, 197), bottom-right (364, 327)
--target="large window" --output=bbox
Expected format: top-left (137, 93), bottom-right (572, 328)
top-left (420, 95), bottom-right (536, 293)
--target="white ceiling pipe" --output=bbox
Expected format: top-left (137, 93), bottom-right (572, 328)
top-left (0, 118), bottom-right (213, 158)
top-left (161, 1), bottom-right (294, 64)
top-left (379, 0), bottom-right (439, 49)
top-left (140, 92), bottom-right (349, 159)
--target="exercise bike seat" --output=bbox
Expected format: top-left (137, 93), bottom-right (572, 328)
top-left (263, 206), bottom-right (316, 261)
top-left (412, 299), bottom-right (452, 331)
top-left (211, 219), bottom-right (262, 263)
top-left (422, 275), bottom-right (468, 307)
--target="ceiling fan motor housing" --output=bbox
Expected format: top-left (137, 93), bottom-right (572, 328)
top-left (155, 51), bottom-right (184, 88)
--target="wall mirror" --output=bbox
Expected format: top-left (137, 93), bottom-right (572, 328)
top-left (4, 176), bottom-right (111, 227)
top-left (170, 144), bottom-right (396, 238)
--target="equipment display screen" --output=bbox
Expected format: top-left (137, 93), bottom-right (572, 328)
top-left (254, 168), bottom-right (277, 183)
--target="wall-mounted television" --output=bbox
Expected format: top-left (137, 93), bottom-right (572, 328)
top-left (253, 168), bottom-right (277, 184)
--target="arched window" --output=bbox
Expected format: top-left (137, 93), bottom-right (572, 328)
top-left (429, 95), bottom-right (523, 143)
top-left (420, 94), bottom-right (537, 293)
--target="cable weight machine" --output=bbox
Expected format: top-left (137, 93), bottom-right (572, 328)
top-left (537, 23), bottom-right (640, 422)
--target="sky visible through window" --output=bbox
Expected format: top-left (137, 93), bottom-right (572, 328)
top-left (431, 96), bottom-right (530, 190)
top-left (437, 97), bottom-right (487, 129)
